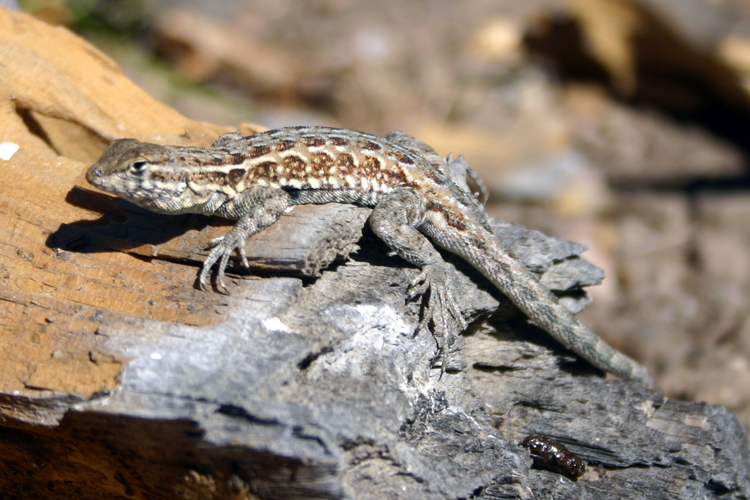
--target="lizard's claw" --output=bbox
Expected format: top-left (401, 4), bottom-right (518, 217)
top-left (409, 263), bottom-right (467, 372)
top-left (407, 270), bottom-right (430, 300)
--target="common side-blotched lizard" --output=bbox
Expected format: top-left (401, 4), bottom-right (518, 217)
top-left (86, 126), bottom-right (653, 385)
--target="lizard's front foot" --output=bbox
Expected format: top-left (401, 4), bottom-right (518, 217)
top-left (198, 228), bottom-right (251, 292)
top-left (410, 263), bottom-right (467, 371)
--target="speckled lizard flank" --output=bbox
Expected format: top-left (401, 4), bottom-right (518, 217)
top-left (86, 126), bottom-right (654, 385)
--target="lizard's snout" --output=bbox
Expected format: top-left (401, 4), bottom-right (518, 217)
top-left (86, 164), bottom-right (105, 187)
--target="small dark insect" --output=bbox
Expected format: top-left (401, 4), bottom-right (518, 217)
top-left (519, 435), bottom-right (586, 479)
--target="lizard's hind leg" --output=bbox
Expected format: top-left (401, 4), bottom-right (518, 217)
top-left (369, 187), bottom-right (466, 370)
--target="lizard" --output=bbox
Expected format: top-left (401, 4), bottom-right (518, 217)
top-left (86, 125), bottom-right (654, 386)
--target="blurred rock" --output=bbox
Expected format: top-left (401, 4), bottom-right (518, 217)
top-left (468, 16), bottom-right (525, 64)
top-left (591, 194), bottom-right (696, 366)
top-left (639, 0), bottom-right (734, 49)
top-left (566, 85), bottom-right (746, 182)
top-left (720, 35), bottom-right (750, 95)
top-left (526, 0), bottom-right (750, 133)
top-left (684, 194), bottom-right (750, 428)
top-left (153, 8), bottom-right (300, 96)
top-left (492, 149), bottom-right (607, 208)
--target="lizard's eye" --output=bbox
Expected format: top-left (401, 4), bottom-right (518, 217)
top-left (130, 161), bottom-right (148, 175)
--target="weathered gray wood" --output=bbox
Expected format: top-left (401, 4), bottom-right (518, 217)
top-left (3, 203), bottom-right (749, 499)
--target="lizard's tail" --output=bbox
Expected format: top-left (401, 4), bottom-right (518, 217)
top-left (448, 228), bottom-right (655, 386)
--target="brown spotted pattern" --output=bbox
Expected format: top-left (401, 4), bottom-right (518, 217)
top-left (151, 169), bottom-right (186, 183)
top-left (336, 153), bottom-right (355, 170)
top-left (303, 136), bottom-right (327, 147)
top-left (192, 171), bottom-right (227, 184)
top-left (310, 152), bottom-right (336, 170)
top-left (249, 145), bottom-right (271, 158)
top-left (230, 153), bottom-right (247, 165)
top-left (330, 136), bottom-right (350, 147)
top-left (393, 152), bottom-right (414, 165)
top-left (251, 161), bottom-right (277, 182)
top-left (283, 155), bottom-right (306, 171)
top-left (274, 140), bottom-right (296, 152)
top-left (362, 156), bottom-right (382, 171)
top-left (227, 169), bottom-right (245, 189)
top-left (360, 140), bottom-right (382, 151)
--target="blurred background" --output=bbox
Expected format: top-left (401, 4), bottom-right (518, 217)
top-left (16, 0), bottom-right (750, 429)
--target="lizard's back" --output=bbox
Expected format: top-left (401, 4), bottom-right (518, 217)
top-left (175, 126), bottom-right (487, 221)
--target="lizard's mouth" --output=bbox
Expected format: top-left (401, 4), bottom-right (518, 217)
top-left (85, 167), bottom-right (132, 197)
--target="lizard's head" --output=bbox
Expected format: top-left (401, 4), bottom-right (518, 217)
top-left (87, 139), bottom-right (189, 212)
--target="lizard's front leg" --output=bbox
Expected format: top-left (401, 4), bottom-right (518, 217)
top-left (370, 188), bottom-right (467, 367)
top-left (200, 186), bottom-right (291, 292)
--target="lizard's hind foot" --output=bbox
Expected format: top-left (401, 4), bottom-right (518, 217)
top-left (411, 263), bottom-right (467, 372)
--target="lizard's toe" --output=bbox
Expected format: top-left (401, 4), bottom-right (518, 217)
top-left (216, 251), bottom-right (233, 293)
top-left (199, 235), bottom-right (243, 292)
top-left (411, 263), bottom-right (468, 372)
